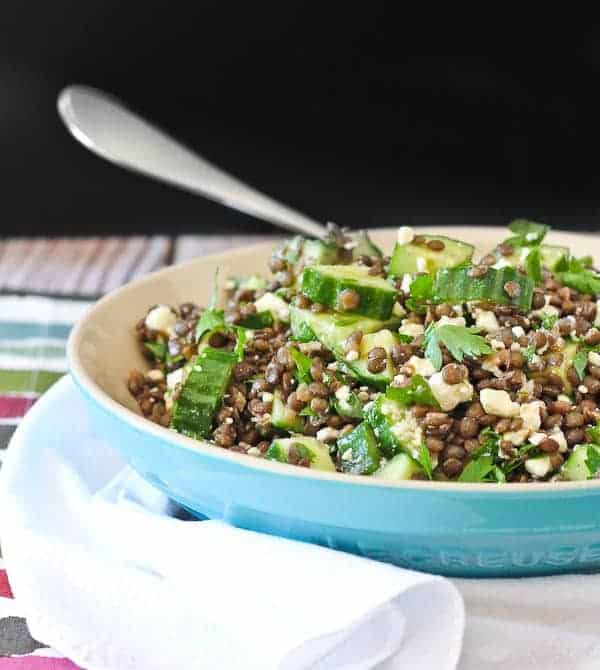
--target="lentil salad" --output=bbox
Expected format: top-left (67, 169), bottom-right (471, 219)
top-left (127, 221), bottom-right (600, 484)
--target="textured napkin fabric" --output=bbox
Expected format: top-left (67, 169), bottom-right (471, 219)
top-left (0, 376), bottom-right (465, 670)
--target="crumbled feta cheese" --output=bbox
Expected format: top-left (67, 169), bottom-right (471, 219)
top-left (549, 427), bottom-right (568, 452)
top-left (481, 355), bottom-right (503, 378)
top-left (327, 361), bottom-right (338, 371)
top-left (453, 304), bottom-right (464, 316)
top-left (510, 342), bottom-right (522, 352)
top-left (224, 417), bottom-right (234, 425)
top-left (474, 309), bottom-right (500, 334)
top-left (391, 374), bottom-right (408, 387)
top-left (393, 302), bottom-right (407, 317)
top-left (416, 257), bottom-right (427, 273)
top-left (400, 273), bottom-right (412, 294)
top-left (254, 293), bottom-right (290, 322)
top-left (406, 355), bottom-right (435, 378)
top-left (247, 447), bottom-right (261, 456)
top-left (146, 369), bottom-right (164, 382)
top-left (491, 339), bottom-right (506, 351)
top-left (529, 354), bottom-right (542, 366)
top-left (383, 403), bottom-right (423, 458)
top-left (525, 232), bottom-right (538, 242)
top-left (145, 305), bottom-right (177, 335)
top-left (500, 401), bottom-right (544, 446)
top-left (397, 226), bottom-right (415, 245)
top-left (335, 385), bottom-right (351, 403)
top-left (479, 389), bottom-right (520, 417)
top-left (345, 350), bottom-right (359, 361)
top-left (589, 351), bottom-right (600, 367)
top-left (398, 321), bottom-right (425, 337)
top-left (341, 447), bottom-right (354, 461)
top-left (428, 372), bottom-right (474, 411)
top-left (529, 432), bottom-right (547, 446)
top-left (316, 427), bottom-right (339, 443)
top-left (578, 385), bottom-right (589, 394)
top-left (525, 456), bottom-right (552, 478)
top-left (166, 367), bottom-right (184, 390)
top-left (512, 326), bottom-right (525, 338)
top-left (530, 295), bottom-right (560, 319)
top-left (437, 315), bottom-right (466, 327)
top-left (595, 300), bottom-right (600, 326)
top-left (492, 257), bottom-right (512, 270)
top-left (261, 391), bottom-right (274, 403)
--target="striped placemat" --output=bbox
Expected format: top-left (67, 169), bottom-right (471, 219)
top-left (0, 233), bottom-right (280, 665)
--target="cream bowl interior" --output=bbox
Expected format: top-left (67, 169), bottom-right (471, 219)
top-left (68, 225), bottom-right (600, 492)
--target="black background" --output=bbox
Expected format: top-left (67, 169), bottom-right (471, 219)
top-left (4, 4), bottom-right (600, 236)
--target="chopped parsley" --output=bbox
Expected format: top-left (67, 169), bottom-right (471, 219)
top-left (289, 346), bottom-right (313, 384)
top-left (417, 442), bottom-right (434, 480)
top-left (386, 374), bottom-right (440, 409)
top-left (522, 343), bottom-right (537, 364)
top-left (424, 323), bottom-right (492, 371)
top-left (144, 340), bottom-right (167, 361)
top-left (524, 246), bottom-right (542, 284)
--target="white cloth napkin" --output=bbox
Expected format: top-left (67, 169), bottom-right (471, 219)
top-left (0, 376), bottom-right (465, 670)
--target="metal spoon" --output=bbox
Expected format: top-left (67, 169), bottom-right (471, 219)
top-left (57, 85), bottom-right (327, 238)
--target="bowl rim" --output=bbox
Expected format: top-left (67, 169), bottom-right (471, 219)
top-left (67, 225), bottom-right (600, 494)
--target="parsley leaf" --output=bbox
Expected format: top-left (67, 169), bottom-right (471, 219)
top-left (574, 349), bottom-right (589, 381)
top-left (556, 271), bottom-right (600, 296)
top-left (144, 341), bottom-right (167, 361)
top-left (424, 323), bottom-right (443, 371)
top-left (507, 219), bottom-right (549, 246)
top-left (424, 323), bottom-right (492, 371)
top-left (289, 346), bottom-right (313, 384)
top-left (405, 274), bottom-right (434, 313)
top-left (299, 405), bottom-right (318, 416)
top-left (586, 447), bottom-right (600, 477)
top-left (522, 343), bottom-right (537, 363)
top-left (232, 326), bottom-right (247, 362)
top-left (524, 246), bottom-right (542, 284)
top-left (396, 334), bottom-right (414, 344)
top-left (586, 420), bottom-right (600, 444)
top-left (541, 314), bottom-right (558, 330)
top-left (458, 453), bottom-right (495, 482)
top-left (417, 442), bottom-right (433, 480)
top-left (386, 374), bottom-right (440, 408)
top-left (195, 309), bottom-right (225, 341)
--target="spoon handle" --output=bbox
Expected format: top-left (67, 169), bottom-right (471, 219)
top-left (57, 85), bottom-right (327, 239)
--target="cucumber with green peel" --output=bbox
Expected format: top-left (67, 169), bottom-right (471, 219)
top-left (271, 389), bottom-right (304, 432)
top-left (350, 329), bottom-right (396, 388)
top-left (388, 235), bottom-right (474, 277)
top-left (271, 236), bottom-right (341, 280)
top-left (230, 274), bottom-right (268, 292)
top-left (433, 266), bottom-right (534, 311)
top-left (301, 265), bottom-right (397, 320)
top-left (351, 230), bottom-right (383, 259)
top-left (289, 306), bottom-right (401, 354)
top-left (336, 422), bottom-right (382, 475)
top-left (171, 348), bottom-right (237, 439)
top-left (489, 244), bottom-right (569, 272)
top-left (365, 395), bottom-right (424, 459)
top-left (265, 436), bottom-right (336, 472)
top-left (374, 453), bottom-right (424, 481)
top-left (238, 311), bottom-right (274, 329)
top-left (537, 340), bottom-right (578, 394)
top-left (561, 443), bottom-right (600, 480)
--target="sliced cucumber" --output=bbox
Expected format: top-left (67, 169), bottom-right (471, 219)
top-left (388, 235), bottom-right (474, 277)
top-left (271, 389), bottom-right (304, 432)
top-left (433, 266), bottom-right (534, 311)
top-left (351, 329), bottom-right (396, 388)
top-left (231, 274), bottom-right (268, 292)
top-left (171, 348), bottom-right (237, 439)
top-left (271, 236), bottom-right (341, 282)
top-left (365, 395), bottom-right (423, 459)
top-left (374, 452), bottom-right (423, 480)
top-left (238, 311), bottom-right (274, 329)
top-left (331, 386), bottom-right (364, 419)
top-left (561, 444), bottom-right (600, 481)
top-left (265, 436), bottom-right (336, 472)
top-left (351, 230), bottom-right (383, 259)
top-left (336, 422), bottom-right (382, 475)
top-left (289, 306), bottom-right (401, 354)
top-left (537, 340), bottom-right (578, 394)
top-left (254, 292), bottom-right (290, 323)
top-left (302, 265), bottom-right (397, 320)
top-left (490, 244), bottom-right (569, 272)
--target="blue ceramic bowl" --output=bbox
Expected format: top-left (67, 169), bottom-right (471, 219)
top-left (68, 227), bottom-right (600, 577)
